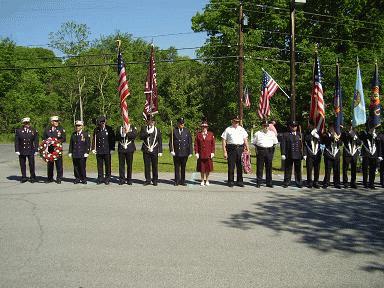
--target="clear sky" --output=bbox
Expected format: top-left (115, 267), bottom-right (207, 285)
top-left (0, 0), bottom-right (209, 57)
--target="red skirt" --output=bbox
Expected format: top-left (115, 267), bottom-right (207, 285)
top-left (196, 158), bottom-right (213, 173)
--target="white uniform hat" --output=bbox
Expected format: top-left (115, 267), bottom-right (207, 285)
top-left (75, 120), bottom-right (84, 126)
top-left (50, 116), bottom-right (59, 121)
top-left (21, 117), bottom-right (30, 123)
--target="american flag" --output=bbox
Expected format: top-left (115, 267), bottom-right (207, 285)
top-left (310, 55), bottom-right (325, 133)
top-left (117, 50), bottom-right (130, 130)
top-left (243, 85), bottom-right (251, 108)
top-left (333, 62), bottom-right (343, 135)
top-left (368, 62), bottom-right (381, 127)
top-left (258, 70), bottom-right (278, 119)
top-left (143, 44), bottom-right (158, 120)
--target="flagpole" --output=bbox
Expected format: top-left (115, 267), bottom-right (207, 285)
top-left (262, 68), bottom-right (290, 99)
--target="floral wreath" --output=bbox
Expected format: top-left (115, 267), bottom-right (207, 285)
top-left (38, 137), bottom-right (63, 162)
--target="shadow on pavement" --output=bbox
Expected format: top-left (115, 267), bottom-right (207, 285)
top-left (222, 189), bottom-right (384, 258)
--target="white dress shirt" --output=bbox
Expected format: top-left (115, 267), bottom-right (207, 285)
top-left (253, 130), bottom-right (278, 148)
top-left (221, 126), bottom-right (248, 145)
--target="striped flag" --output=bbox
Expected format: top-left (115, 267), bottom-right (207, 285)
top-left (352, 62), bottom-right (366, 127)
top-left (143, 44), bottom-right (158, 120)
top-left (310, 54), bottom-right (325, 133)
top-left (258, 70), bottom-right (278, 119)
top-left (368, 62), bottom-right (381, 128)
top-left (118, 50), bottom-right (130, 130)
top-left (243, 85), bottom-right (251, 108)
top-left (333, 61), bottom-right (343, 135)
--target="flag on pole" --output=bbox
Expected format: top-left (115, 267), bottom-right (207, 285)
top-left (143, 44), bottom-right (158, 120)
top-left (117, 49), bottom-right (130, 130)
top-left (333, 61), bottom-right (343, 135)
top-left (310, 53), bottom-right (325, 133)
top-left (352, 61), bottom-right (366, 128)
top-left (243, 85), bottom-right (251, 108)
top-left (368, 62), bottom-right (381, 128)
top-left (258, 70), bottom-right (278, 119)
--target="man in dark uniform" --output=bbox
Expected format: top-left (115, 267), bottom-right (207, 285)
top-left (378, 127), bottom-right (384, 188)
top-left (116, 117), bottom-right (137, 185)
top-left (43, 115), bottom-right (66, 184)
top-left (321, 122), bottom-right (342, 189)
top-left (92, 116), bottom-right (115, 185)
top-left (303, 120), bottom-right (322, 188)
top-left (169, 117), bottom-right (193, 186)
top-left (15, 117), bottom-right (39, 183)
top-left (341, 122), bottom-right (361, 188)
top-left (68, 120), bottom-right (90, 184)
top-left (359, 123), bottom-right (381, 189)
top-left (140, 118), bottom-right (162, 186)
top-left (281, 120), bottom-right (303, 188)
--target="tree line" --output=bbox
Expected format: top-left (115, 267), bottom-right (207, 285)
top-left (1, 0), bottom-right (384, 139)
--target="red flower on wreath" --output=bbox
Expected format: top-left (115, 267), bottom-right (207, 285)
top-left (38, 137), bottom-right (63, 162)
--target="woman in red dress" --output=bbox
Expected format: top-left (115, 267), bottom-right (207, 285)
top-left (194, 119), bottom-right (215, 186)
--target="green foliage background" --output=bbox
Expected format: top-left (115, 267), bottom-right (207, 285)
top-left (1, 1), bottom-right (384, 140)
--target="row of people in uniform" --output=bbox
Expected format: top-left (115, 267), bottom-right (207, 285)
top-left (14, 115), bottom-right (384, 189)
top-left (14, 115), bottom-right (215, 186)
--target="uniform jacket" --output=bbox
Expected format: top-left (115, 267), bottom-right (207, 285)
top-left (194, 131), bottom-right (215, 160)
top-left (303, 129), bottom-right (322, 158)
top-left (169, 127), bottom-right (193, 157)
top-left (378, 132), bottom-right (384, 157)
top-left (321, 132), bottom-right (342, 159)
top-left (341, 130), bottom-right (361, 159)
top-left (69, 130), bottom-right (91, 158)
top-left (15, 126), bottom-right (39, 155)
top-left (92, 125), bottom-right (115, 154)
top-left (140, 126), bottom-right (162, 154)
top-left (116, 125), bottom-right (137, 153)
top-left (280, 131), bottom-right (303, 160)
top-left (359, 131), bottom-right (380, 158)
top-left (43, 125), bottom-right (66, 143)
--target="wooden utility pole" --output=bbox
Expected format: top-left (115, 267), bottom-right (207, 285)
top-left (238, 1), bottom-right (244, 124)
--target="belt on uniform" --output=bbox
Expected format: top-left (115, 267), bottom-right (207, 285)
top-left (256, 146), bottom-right (273, 151)
top-left (227, 144), bottom-right (244, 148)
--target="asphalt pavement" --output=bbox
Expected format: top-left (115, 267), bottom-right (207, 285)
top-left (0, 144), bottom-right (383, 288)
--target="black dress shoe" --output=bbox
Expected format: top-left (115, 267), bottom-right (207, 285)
top-left (73, 179), bottom-right (80, 184)
top-left (96, 179), bottom-right (103, 185)
top-left (45, 179), bottom-right (54, 184)
top-left (127, 180), bottom-right (132, 185)
top-left (255, 183), bottom-right (260, 188)
top-left (56, 179), bottom-right (62, 184)
top-left (313, 183), bottom-right (320, 189)
top-left (143, 181), bottom-right (151, 186)
top-left (29, 178), bottom-right (36, 183)
top-left (81, 180), bottom-right (87, 184)
top-left (181, 182), bottom-right (187, 186)
top-left (174, 182), bottom-right (179, 186)
top-left (307, 184), bottom-right (313, 188)
top-left (237, 182), bottom-right (244, 187)
top-left (118, 179), bottom-right (124, 185)
top-left (228, 182), bottom-right (234, 187)
top-left (334, 184), bottom-right (341, 189)
top-left (20, 178), bottom-right (28, 183)
top-left (153, 181), bottom-right (158, 186)
top-left (282, 183), bottom-right (288, 188)
top-left (104, 180), bottom-right (110, 185)
top-left (368, 185), bottom-right (376, 190)
top-left (297, 184), bottom-right (303, 188)
top-left (343, 183), bottom-right (349, 188)
top-left (322, 184), bottom-right (328, 189)
top-left (266, 184), bottom-right (273, 188)
top-left (350, 183), bottom-right (357, 189)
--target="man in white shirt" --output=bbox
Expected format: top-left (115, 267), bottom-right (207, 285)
top-left (253, 120), bottom-right (278, 188)
top-left (221, 115), bottom-right (249, 187)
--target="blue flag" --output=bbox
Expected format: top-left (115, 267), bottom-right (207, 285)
top-left (352, 64), bottom-right (366, 127)
top-left (368, 62), bottom-right (381, 128)
top-left (334, 62), bottom-right (343, 135)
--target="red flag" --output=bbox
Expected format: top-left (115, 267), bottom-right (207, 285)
top-left (143, 45), bottom-right (158, 120)
top-left (310, 54), bottom-right (325, 133)
top-left (118, 50), bottom-right (130, 130)
top-left (243, 85), bottom-right (251, 109)
top-left (258, 71), bottom-right (278, 119)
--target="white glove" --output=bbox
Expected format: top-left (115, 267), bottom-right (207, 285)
top-left (281, 155), bottom-right (286, 160)
top-left (171, 151), bottom-right (176, 157)
top-left (210, 153), bottom-right (215, 159)
top-left (68, 153), bottom-right (72, 158)
top-left (303, 156), bottom-right (307, 161)
top-left (15, 152), bottom-right (20, 156)
top-left (188, 154), bottom-right (192, 158)
top-left (311, 129), bottom-right (319, 139)
top-left (34, 152), bottom-right (38, 156)
top-left (84, 153), bottom-right (89, 158)
top-left (92, 149), bottom-right (96, 154)
top-left (353, 135), bottom-right (358, 140)
top-left (158, 153), bottom-right (163, 157)
top-left (110, 150), bottom-right (114, 154)
top-left (195, 153), bottom-right (199, 159)
top-left (379, 157), bottom-right (383, 161)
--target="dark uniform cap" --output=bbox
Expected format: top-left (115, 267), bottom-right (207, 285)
top-left (232, 115), bottom-right (240, 122)
top-left (289, 120), bottom-right (298, 126)
top-left (261, 120), bottom-right (269, 126)
top-left (177, 117), bottom-right (185, 124)
top-left (97, 116), bottom-right (106, 123)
